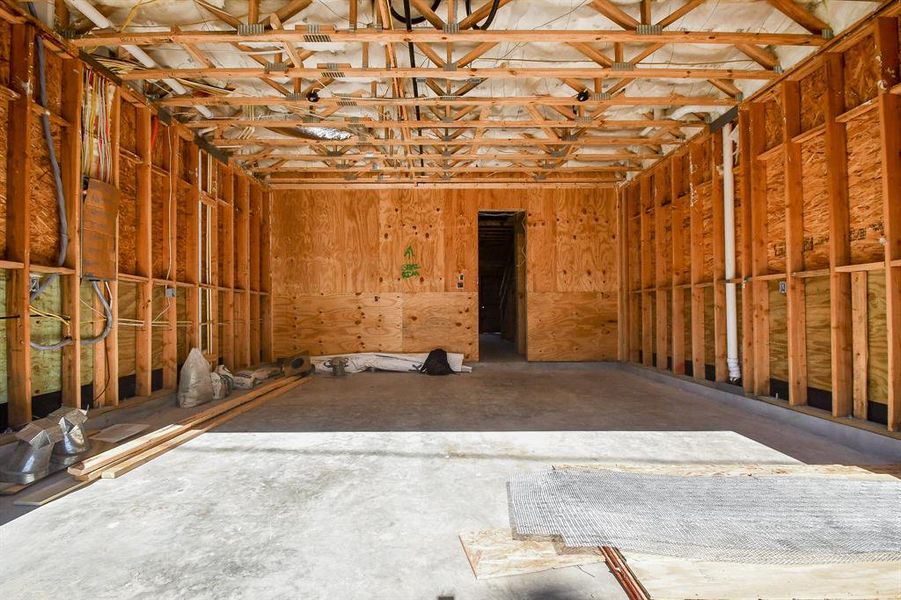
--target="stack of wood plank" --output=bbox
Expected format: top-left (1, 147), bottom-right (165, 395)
top-left (9, 375), bottom-right (308, 507)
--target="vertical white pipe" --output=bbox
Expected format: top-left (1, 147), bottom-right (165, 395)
top-left (723, 122), bottom-right (741, 381)
top-left (64, 0), bottom-right (214, 118)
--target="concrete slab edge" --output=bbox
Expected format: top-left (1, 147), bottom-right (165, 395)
top-left (617, 363), bottom-right (901, 463)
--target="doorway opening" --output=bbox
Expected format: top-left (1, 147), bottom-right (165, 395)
top-left (478, 212), bottom-right (526, 361)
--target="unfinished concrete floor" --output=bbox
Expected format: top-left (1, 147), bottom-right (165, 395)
top-left (2, 362), bottom-right (899, 599)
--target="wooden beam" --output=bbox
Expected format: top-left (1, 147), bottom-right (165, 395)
top-left (640, 177), bottom-right (654, 367)
top-left (781, 80), bottom-right (807, 406)
top-left (738, 107), bottom-right (755, 393)
top-left (710, 134), bottom-right (727, 382)
top-left (851, 271), bottom-right (868, 420)
top-left (670, 154), bottom-right (686, 375)
top-left (749, 102), bottom-right (770, 396)
top-left (60, 57), bottom-right (83, 409)
top-left (135, 106), bottom-right (154, 397)
top-left (656, 0), bottom-right (706, 29)
top-left (591, 0), bottom-right (639, 30)
top-left (766, 0), bottom-right (829, 35)
top-left (655, 171), bottom-right (669, 370)
top-left (162, 127), bottom-right (179, 390)
top-left (459, 0), bottom-right (517, 30)
top-left (120, 65), bottom-right (778, 82)
top-left (689, 141), bottom-right (705, 380)
top-left (71, 29), bottom-right (826, 47)
top-left (823, 53), bottom-right (853, 418)
top-left (5, 23), bottom-right (35, 426)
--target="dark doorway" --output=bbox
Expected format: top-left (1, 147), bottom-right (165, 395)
top-left (478, 212), bottom-right (526, 361)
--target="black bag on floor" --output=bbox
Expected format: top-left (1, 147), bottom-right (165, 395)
top-left (419, 348), bottom-right (455, 376)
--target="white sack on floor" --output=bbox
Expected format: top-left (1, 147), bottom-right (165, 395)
top-left (311, 352), bottom-right (471, 374)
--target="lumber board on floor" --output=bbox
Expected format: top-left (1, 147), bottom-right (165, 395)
top-left (99, 377), bottom-right (309, 479)
top-left (69, 376), bottom-right (301, 478)
top-left (12, 477), bottom-right (91, 507)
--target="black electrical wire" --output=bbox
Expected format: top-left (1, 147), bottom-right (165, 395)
top-left (464, 0), bottom-right (501, 29)
top-left (25, 2), bottom-right (113, 351)
top-left (390, 0), bottom-right (443, 24)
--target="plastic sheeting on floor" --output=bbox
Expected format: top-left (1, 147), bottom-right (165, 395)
top-left (508, 468), bottom-right (901, 564)
top-left (311, 352), bottom-right (471, 375)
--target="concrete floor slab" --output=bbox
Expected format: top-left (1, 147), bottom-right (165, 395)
top-left (1, 363), bottom-right (897, 599)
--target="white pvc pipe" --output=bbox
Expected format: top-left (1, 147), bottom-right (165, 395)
top-left (722, 122), bottom-right (741, 382)
top-left (64, 0), bottom-right (214, 118)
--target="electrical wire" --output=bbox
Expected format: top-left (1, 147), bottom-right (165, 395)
top-left (464, 0), bottom-right (500, 29)
top-left (390, 0), bottom-right (443, 24)
top-left (26, 2), bottom-right (113, 351)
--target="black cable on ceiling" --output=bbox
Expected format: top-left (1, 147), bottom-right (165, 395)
top-left (391, 0), bottom-right (443, 24)
top-left (464, 0), bottom-right (501, 30)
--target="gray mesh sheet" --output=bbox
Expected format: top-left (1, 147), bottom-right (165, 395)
top-left (508, 469), bottom-right (901, 564)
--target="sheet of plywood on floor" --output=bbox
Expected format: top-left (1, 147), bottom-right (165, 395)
top-left (555, 189), bottom-right (616, 293)
top-left (403, 292), bottom-right (477, 358)
top-left (274, 293), bottom-right (403, 356)
top-left (118, 156), bottom-right (138, 276)
top-left (800, 66), bottom-right (827, 132)
top-left (843, 33), bottom-right (879, 110)
top-left (528, 292), bottom-right (617, 361)
top-left (800, 134), bottom-right (831, 270)
top-left (805, 276), bottom-right (833, 391)
top-left (117, 282), bottom-right (137, 378)
top-left (400, 189), bottom-right (446, 293)
top-left (526, 191), bottom-right (557, 293)
top-left (867, 275), bottom-right (888, 406)
top-left (29, 118), bottom-right (63, 266)
top-left (765, 160), bottom-right (787, 274)
top-left (769, 281), bottom-right (789, 388)
top-left (846, 113), bottom-right (885, 265)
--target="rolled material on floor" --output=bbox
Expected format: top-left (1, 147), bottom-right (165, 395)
top-left (311, 352), bottom-right (471, 374)
top-left (508, 468), bottom-right (901, 564)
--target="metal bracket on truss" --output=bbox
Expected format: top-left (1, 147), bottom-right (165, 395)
top-left (443, 22), bottom-right (459, 33)
top-left (636, 24), bottom-right (662, 35)
top-left (444, 63), bottom-right (457, 72)
top-left (441, 149), bottom-right (453, 157)
top-left (237, 23), bottom-right (265, 35)
top-left (326, 150), bottom-right (344, 157)
top-left (821, 28), bottom-right (834, 40)
top-left (265, 61), bottom-right (290, 73)
top-left (304, 24), bottom-right (333, 43)
top-left (612, 62), bottom-right (634, 71)
top-left (321, 63), bottom-right (345, 78)
top-left (593, 92), bottom-right (612, 101)
top-left (285, 93), bottom-right (304, 101)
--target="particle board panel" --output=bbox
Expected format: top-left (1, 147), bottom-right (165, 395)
top-left (764, 95), bottom-right (784, 150)
top-left (769, 281), bottom-right (790, 387)
top-left (118, 157), bottom-right (138, 275)
top-left (765, 163), bottom-right (787, 274)
top-left (799, 135), bottom-right (831, 270)
top-left (402, 292), bottom-right (477, 358)
top-left (151, 285), bottom-right (166, 371)
top-left (29, 277), bottom-right (62, 398)
top-left (846, 113), bottom-right (886, 265)
top-left (527, 292), bottom-right (617, 361)
top-left (273, 293), bottom-right (403, 357)
top-left (29, 119), bottom-right (63, 267)
top-left (800, 66), bottom-right (827, 132)
top-left (868, 275), bottom-right (888, 405)
top-left (150, 171), bottom-right (171, 279)
top-left (119, 101), bottom-right (137, 156)
top-left (805, 277), bottom-right (833, 392)
top-left (704, 286), bottom-right (715, 373)
top-left (117, 282), bottom-right (137, 378)
top-left (843, 33), bottom-right (880, 110)
top-left (699, 186), bottom-right (714, 282)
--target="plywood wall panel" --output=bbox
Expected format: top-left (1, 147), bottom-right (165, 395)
top-left (403, 292), bottom-right (477, 358)
top-left (805, 277), bottom-right (832, 391)
top-left (765, 161), bottom-right (787, 274)
top-left (800, 135), bottom-right (831, 270)
top-left (867, 275), bottom-right (888, 405)
top-left (846, 113), bottom-right (885, 265)
top-left (271, 187), bottom-right (618, 362)
top-left (527, 292), bottom-right (617, 361)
